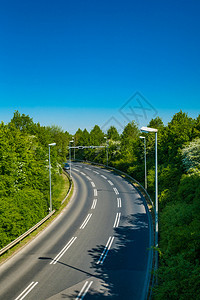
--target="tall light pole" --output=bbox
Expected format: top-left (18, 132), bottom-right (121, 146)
top-left (104, 137), bottom-right (108, 166)
top-left (48, 143), bottom-right (56, 213)
top-left (140, 126), bottom-right (158, 272)
top-left (139, 136), bottom-right (147, 190)
top-left (73, 137), bottom-right (75, 160)
top-left (69, 140), bottom-right (73, 178)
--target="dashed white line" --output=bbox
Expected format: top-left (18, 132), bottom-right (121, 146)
top-left (15, 282), bottom-right (38, 300)
top-left (113, 212), bottom-right (121, 228)
top-left (80, 172), bottom-right (86, 176)
top-left (91, 181), bottom-right (95, 187)
top-left (97, 236), bottom-right (115, 264)
top-left (108, 180), bottom-right (114, 186)
top-left (101, 175), bottom-right (107, 179)
top-left (94, 189), bottom-right (98, 196)
top-left (113, 187), bottom-right (119, 195)
top-left (76, 281), bottom-right (93, 299)
top-left (73, 168), bottom-right (79, 172)
top-left (50, 237), bottom-right (77, 265)
top-left (93, 171), bottom-right (99, 174)
top-left (91, 199), bottom-right (97, 209)
top-left (86, 176), bottom-right (92, 181)
top-left (117, 197), bottom-right (122, 208)
top-left (80, 214), bottom-right (92, 229)
top-left (85, 167), bottom-right (91, 170)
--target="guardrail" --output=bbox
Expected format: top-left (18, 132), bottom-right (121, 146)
top-left (0, 170), bottom-right (73, 257)
top-left (0, 209), bottom-right (56, 256)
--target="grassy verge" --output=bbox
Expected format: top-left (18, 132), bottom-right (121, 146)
top-left (0, 172), bottom-right (73, 265)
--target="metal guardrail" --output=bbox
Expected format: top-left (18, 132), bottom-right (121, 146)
top-left (0, 210), bottom-right (56, 256)
top-left (0, 170), bottom-right (73, 256)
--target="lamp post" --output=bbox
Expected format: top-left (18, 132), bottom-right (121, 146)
top-left (104, 137), bottom-right (108, 166)
top-left (48, 143), bottom-right (56, 213)
top-left (140, 126), bottom-right (158, 272)
top-left (69, 140), bottom-right (74, 178)
top-left (139, 136), bottom-right (147, 190)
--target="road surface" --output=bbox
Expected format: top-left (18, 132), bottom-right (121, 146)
top-left (0, 162), bottom-right (153, 299)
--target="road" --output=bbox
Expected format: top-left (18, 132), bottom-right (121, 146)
top-left (0, 162), bottom-right (153, 299)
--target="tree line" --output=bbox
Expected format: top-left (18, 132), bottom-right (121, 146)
top-left (0, 110), bottom-right (200, 298)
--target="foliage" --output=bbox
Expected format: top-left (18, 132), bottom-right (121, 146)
top-left (1, 110), bottom-right (200, 298)
top-left (0, 111), bottom-right (69, 248)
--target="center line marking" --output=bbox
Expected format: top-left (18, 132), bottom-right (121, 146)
top-left (97, 236), bottom-right (115, 265)
top-left (93, 171), bottom-right (99, 174)
top-left (108, 180), bottom-right (114, 186)
top-left (80, 214), bottom-right (92, 229)
top-left (113, 187), bottom-right (119, 195)
top-left (94, 189), bottom-right (98, 196)
top-left (50, 237), bottom-right (77, 265)
top-left (15, 282), bottom-right (38, 300)
top-left (117, 197), bottom-right (122, 208)
top-left (76, 281), bottom-right (93, 299)
top-left (113, 212), bottom-right (121, 228)
top-left (91, 181), bottom-right (95, 187)
top-left (101, 175), bottom-right (107, 179)
top-left (91, 199), bottom-right (97, 209)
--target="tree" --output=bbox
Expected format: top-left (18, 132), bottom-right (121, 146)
top-left (107, 126), bottom-right (120, 141)
top-left (90, 125), bottom-right (105, 146)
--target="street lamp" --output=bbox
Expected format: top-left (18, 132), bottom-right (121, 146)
top-left (140, 126), bottom-right (158, 272)
top-left (69, 140), bottom-right (74, 178)
top-left (104, 137), bottom-right (108, 166)
top-left (48, 143), bottom-right (56, 213)
top-left (139, 136), bottom-right (147, 190)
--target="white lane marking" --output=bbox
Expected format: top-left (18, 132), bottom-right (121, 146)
top-left (80, 172), bottom-right (86, 176)
top-left (108, 180), bottom-right (114, 186)
top-left (93, 171), bottom-right (99, 174)
top-left (113, 212), bottom-right (121, 228)
top-left (50, 237), bottom-right (77, 265)
top-left (117, 197), bottom-right (122, 208)
top-left (113, 187), bottom-right (119, 195)
top-left (91, 199), bottom-right (97, 209)
top-left (76, 281), bottom-right (93, 299)
top-left (97, 236), bottom-right (115, 265)
top-left (73, 168), bottom-right (79, 172)
top-left (85, 167), bottom-right (91, 170)
top-left (80, 214), bottom-right (92, 229)
top-left (101, 175), bottom-right (107, 179)
top-left (94, 189), bottom-right (98, 196)
top-left (91, 181), bottom-right (95, 187)
top-left (15, 282), bottom-right (38, 300)
top-left (86, 176), bottom-right (92, 181)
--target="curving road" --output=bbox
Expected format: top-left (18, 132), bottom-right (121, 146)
top-left (0, 162), bottom-right (153, 299)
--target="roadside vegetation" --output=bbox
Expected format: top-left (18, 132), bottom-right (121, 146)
top-left (0, 110), bottom-right (200, 298)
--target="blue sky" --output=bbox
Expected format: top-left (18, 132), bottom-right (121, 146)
top-left (0, 0), bottom-right (200, 133)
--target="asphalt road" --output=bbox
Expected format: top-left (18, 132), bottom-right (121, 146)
top-left (0, 162), bottom-right (153, 299)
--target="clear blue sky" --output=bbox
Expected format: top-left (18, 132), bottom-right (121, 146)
top-left (0, 0), bottom-right (200, 133)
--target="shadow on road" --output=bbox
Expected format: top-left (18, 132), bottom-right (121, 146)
top-left (60, 212), bottom-right (151, 299)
